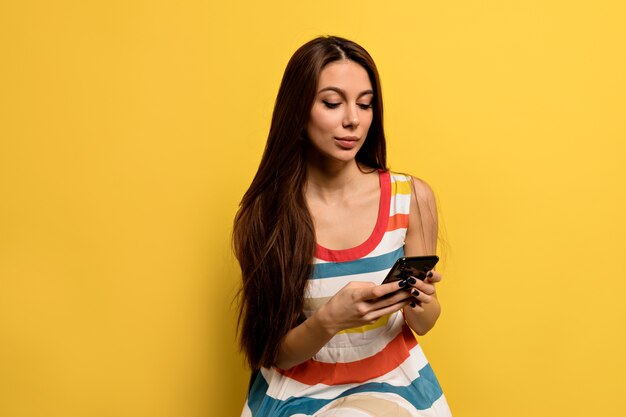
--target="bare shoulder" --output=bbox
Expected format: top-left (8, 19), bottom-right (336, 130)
top-left (407, 175), bottom-right (437, 209)
top-left (403, 174), bottom-right (438, 255)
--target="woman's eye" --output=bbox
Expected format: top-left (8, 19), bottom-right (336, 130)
top-left (358, 103), bottom-right (373, 110)
top-left (322, 100), bottom-right (340, 109)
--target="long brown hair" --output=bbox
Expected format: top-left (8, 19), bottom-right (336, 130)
top-left (233, 36), bottom-right (388, 370)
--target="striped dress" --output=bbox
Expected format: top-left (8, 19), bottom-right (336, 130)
top-left (242, 171), bottom-right (452, 417)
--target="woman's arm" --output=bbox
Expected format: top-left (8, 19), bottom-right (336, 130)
top-left (275, 280), bottom-right (413, 370)
top-left (402, 176), bottom-right (443, 335)
top-left (274, 306), bottom-right (336, 370)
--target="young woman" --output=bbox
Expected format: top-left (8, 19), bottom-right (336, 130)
top-left (233, 35), bottom-right (452, 416)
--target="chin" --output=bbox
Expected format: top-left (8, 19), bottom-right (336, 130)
top-left (306, 141), bottom-right (365, 165)
top-left (328, 154), bottom-right (361, 166)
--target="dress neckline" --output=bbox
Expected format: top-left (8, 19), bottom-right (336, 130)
top-left (314, 170), bottom-right (391, 262)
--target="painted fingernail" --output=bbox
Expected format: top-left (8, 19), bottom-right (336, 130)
top-left (407, 277), bottom-right (416, 285)
top-left (427, 271), bottom-right (433, 278)
top-left (411, 289), bottom-right (420, 296)
top-left (398, 280), bottom-right (407, 287)
top-left (410, 302), bottom-right (417, 308)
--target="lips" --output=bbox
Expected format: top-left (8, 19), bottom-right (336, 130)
top-left (335, 136), bottom-right (359, 149)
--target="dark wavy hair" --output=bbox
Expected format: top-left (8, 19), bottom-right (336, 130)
top-left (233, 35), bottom-right (388, 370)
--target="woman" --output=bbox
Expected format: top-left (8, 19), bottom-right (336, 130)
top-left (233, 35), bottom-right (452, 416)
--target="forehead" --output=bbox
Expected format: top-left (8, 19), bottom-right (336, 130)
top-left (317, 60), bottom-right (372, 91)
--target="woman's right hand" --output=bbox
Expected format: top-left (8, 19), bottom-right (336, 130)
top-left (315, 280), bottom-right (413, 335)
top-left (275, 280), bottom-right (412, 370)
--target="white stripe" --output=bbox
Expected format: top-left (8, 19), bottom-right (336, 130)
top-left (311, 313), bottom-right (404, 360)
top-left (427, 394), bottom-right (453, 417)
top-left (365, 230), bottom-right (407, 258)
top-left (390, 173), bottom-right (412, 184)
top-left (390, 193), bottom-right (411, 215)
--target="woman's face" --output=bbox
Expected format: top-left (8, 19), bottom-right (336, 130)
top-left (305, 60), bottom-right (374, 164)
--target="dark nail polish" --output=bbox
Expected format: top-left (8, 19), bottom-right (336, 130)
top-left (410, 302), bottom-right (417, 308)
top-left (398, 280), bottom-right (407, 287)
top-left (407, 277), bottom-right (416, 285)
top-left (427, 271), bottom-right (433, 278)
top-left (411, 288), bottom-right (420, 296)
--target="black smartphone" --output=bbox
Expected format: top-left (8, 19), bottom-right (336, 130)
top-left (381, 255), bottom-right (439, 285)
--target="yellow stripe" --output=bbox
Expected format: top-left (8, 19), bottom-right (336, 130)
top-left (338, 314), bottom-right (391, 334)
top-left (392, 179), bottom-right (412, 195)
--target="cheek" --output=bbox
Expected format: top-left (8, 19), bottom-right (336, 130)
top-left (309, 107), bottom-right (340, 132)
top-left (362, 113), bottom-right (374, 131)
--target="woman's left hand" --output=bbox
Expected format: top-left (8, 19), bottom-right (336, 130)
top-left (403, 270), bottom-right (441, 313)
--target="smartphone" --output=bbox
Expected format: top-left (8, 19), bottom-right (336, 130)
top-left (381, 255), bottom-right (439, 285)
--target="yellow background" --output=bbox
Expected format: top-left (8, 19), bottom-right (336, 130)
top-left (1, 1), bottom-right (625, 416)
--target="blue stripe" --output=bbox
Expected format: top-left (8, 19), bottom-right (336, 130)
top-left (311, 247), bottom-right (404, 279)
top-left (246, 363), bottom-right (444, 416)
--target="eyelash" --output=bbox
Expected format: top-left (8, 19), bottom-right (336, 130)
top-left (323, 100), bottom-right (372, 110)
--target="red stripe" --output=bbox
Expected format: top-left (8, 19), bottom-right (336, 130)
top-left (315, 170), bottom-right (391, 262)
top-left (387, 213), bottom-right (409, 231)
top-left (278, 324), bottom-right (417, 385)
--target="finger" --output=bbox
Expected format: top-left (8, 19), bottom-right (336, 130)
top-left (364, 298), bottom-right (411, 321)
top-left (345, 281), bottom-right (377, 290)
top-left (343, 281), bottom-right (376, 301)
top-left (365, 280), bottom-right (412, 300)
top-left (368, 287), bottom-right (414, 310)
top-left (425, 270), bottom-right (442, 283)
top-left (406, 300), bottom-right (425, 313)
top-left (408, 287), bottom-right (434, 304)
top-left (405, 276), bottom-right (436, 296)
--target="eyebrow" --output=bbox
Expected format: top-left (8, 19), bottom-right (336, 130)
top-left (318, 86), bottom-right (374, 99)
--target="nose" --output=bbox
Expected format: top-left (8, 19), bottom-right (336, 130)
top-left (342, 104), bottom-right (360, 128)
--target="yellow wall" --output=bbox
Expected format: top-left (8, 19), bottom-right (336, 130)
top-left (1, 1), bottom-right (625, 416)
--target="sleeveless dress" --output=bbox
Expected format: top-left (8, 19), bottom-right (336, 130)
top-left (242, 171), bottom-right (452, 417)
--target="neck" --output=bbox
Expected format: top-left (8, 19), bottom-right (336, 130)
top-left (305, 157), bottom-right (376, 204)
top-left (307, 158), bottom-right (360, 186)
